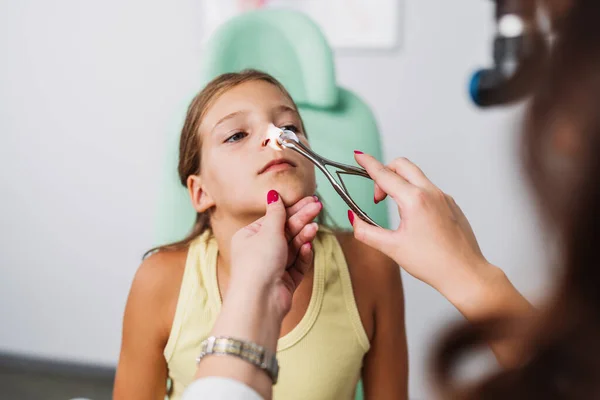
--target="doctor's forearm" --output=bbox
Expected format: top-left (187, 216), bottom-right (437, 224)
top-left (194, 284), bottom-right (282, 400)
top-left (442, 262), bottom-right (535, 368)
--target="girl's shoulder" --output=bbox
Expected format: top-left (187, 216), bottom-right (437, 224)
top-left (334, 231), bottom-right (399, 278)
top-left (127, 248), bottom-right (189, 337)
top-left (137, 248), bottom-right (188, 289)
top-left (334, 231), bottom-right (403, 312)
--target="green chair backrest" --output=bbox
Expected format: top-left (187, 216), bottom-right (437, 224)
top-left (201, 9), bottom-right (338, 109)
top-left (156, 9), bottom-right (389, 400)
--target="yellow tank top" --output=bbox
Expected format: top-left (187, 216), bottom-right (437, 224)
top-left (164, 229), bottom-right (370, 400)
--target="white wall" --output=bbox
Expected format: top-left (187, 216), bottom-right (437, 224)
top-left (0, 1), bottom-right (551, 398)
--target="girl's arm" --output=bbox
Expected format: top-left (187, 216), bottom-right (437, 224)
top-left (340, 233), bottom-right (409, 400)
top-left (114, 251), bottom-right (185, 399)
top-left (360, 251), bottom-right (409, 400)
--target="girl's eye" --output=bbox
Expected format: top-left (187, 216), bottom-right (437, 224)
top-left (224, 131), bottom-right (248, 143)
top-left (281, 125), bottom-right (300, 133)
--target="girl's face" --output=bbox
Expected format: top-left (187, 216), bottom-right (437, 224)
top-left (190, 80), bottom-right (317, 222)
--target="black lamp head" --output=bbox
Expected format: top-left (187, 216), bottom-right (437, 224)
top-left (470, 0), bottom-right (550, 107)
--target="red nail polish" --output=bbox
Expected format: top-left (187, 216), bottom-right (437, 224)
top-left (267, 190), bottom-right (279, 204)
top-left (347, 210), bottom-right (355, 225)
top-left (374, 196), bottom-right (379, 204)
top-left (354, 150), bottom-right (364, 155)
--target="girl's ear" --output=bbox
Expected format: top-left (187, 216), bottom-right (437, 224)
top-left (187, 175), bottom-right (215, 213)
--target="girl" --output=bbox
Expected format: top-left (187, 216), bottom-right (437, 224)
top-left (114, 70), bottom-right (408, 399)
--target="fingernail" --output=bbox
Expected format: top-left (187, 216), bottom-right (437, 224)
top-left (313, 195), bottom-right (319, 202)
top-left (267, 190), bottom-right (279, 204)
top-left (374, 196), bottom-right (379, 204)
top-left (317, 201), bottom-right (323, 210)
top-left (306, 242), bottom-right (312, 250)
top-left (354, 150), bottom-right (364, 155)
top-left (347, 210), bottom-right (355, 225)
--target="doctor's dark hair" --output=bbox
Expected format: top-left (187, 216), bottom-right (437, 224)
top-left (435, 0), bottom-right (600, 398)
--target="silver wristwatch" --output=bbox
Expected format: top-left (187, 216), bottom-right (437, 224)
top-left (196, 336), bottom-right (279, 384)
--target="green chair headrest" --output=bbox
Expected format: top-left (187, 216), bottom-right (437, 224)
top-left (200, 9), bottom-right (338, 108)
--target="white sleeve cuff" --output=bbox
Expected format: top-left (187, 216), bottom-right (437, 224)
top-left (181, 377), bottom-right (264, 400)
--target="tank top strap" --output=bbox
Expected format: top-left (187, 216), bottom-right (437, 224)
top-left (320, 229), bottom-right (370, 352)
top-left (164, 230), bottom-right (219, 361)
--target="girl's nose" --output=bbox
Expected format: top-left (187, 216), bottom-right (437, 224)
top-left (261, 124), bottom-right (283, 151)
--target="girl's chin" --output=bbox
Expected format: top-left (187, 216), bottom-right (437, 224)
top-left (277, 188), bottom-right (315, 207)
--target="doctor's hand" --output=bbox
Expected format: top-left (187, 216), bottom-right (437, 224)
top-left (349, 153), bottom-right (534, 368)
top-left (349, 154), bottom-right (495, 302)
top-left (196, 191), bottom-right (318, 400)
top-left (229, 191), bottom-right (318, 321)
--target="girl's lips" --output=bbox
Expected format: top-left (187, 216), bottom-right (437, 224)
top-left (259, 158), bottom-right (297, 174)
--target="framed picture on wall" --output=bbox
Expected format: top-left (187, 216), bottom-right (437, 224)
top-left (200, 0), bottom-right (402, 49)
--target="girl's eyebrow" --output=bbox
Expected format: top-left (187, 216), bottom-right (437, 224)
top-left (273, 105), bottom-right (297, 115)
top-left (211, 110), bottom-right (249, 133)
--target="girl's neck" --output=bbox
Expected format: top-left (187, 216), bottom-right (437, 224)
top-left (210, 212), bottom-right (263, 275)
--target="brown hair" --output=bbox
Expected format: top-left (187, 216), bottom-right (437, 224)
top-left (435, 0), bottom-right (600, 398)
top-left (145, 70), bottom-right (307, 257)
